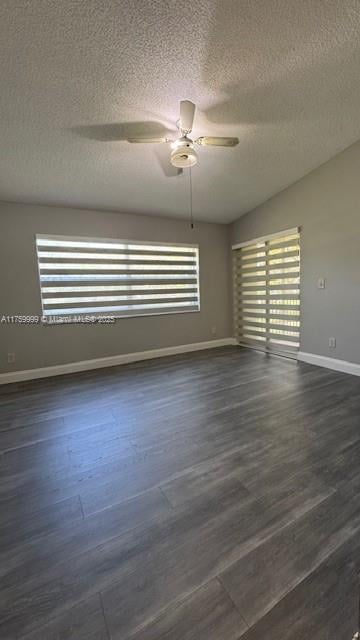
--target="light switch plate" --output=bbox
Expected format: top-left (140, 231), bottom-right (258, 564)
top-left (318, 278), bottom-right (326, 289)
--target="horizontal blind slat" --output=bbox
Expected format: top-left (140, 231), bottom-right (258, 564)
top-left (39, 263), bottom-right (197, 272)
top-left (43, 294), bottom-right (198, 306)
top-left (238, 303), bottom-right (300, 312)
top-left (37, 251), bottom-right (196, 263)
top-left (242, 334), bottom-right (267, 343)
top-left (40, 274), bottom-right (198, 282)
top-left (41, 286), bottom-right (198, 295)
top-left (37, 237), bottom-right (196, 253)
top-left (42, 301), bottom-right (199, 316)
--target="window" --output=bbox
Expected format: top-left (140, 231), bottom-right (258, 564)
top-left (232, 228), bottom-right (300, 356)
top-left (36, 234), bottom-right (200, 319)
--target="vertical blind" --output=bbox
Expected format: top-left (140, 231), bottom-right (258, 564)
top-left (233, 228), bottom-right (300, 356)
top-left (36, 235), bottom-right (200, 318)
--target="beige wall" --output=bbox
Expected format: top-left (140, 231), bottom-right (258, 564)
top-left (3, 137), bottom-right (360, 373)
top-left (231, 139), bottom-right (360, 364)
top-left (0, 202), bottom-right (232, 373)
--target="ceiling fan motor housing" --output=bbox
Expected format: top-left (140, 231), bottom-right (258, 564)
top-left (171, 137), bottom-right (198, 168)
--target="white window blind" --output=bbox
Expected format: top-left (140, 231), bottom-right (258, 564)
top-left (36, 235), bottom-right (200, 319)
top-left (233, 228), bottom-right (300, 356)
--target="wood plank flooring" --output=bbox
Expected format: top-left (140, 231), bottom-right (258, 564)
top-left (0, 346), bottom-right (360, 639)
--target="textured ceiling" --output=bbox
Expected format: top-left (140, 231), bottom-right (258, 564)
top-left (1, 1), bottom-right (360, 223)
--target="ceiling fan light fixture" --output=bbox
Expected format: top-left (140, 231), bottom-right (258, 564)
top-left (170, 137), bottom-right (198, 168)
top-left (103, 100), bottom-right (238, 172)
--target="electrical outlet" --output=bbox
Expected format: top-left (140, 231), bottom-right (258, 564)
top-left (7, 352), bottom-right (15, 363)
top-left (318, 278), bottom-right (326, 289)
top-left (211, 325), bottom-right (217, 335)
top-left (328, 337), bottom-right (336, 348)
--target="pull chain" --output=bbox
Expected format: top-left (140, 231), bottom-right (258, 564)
top-left (189, 166), bottom-right (194, 229)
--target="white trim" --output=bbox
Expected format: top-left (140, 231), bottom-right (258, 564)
top-left (0, 338), bottom-right (238, 385)
top-left (298, 351), bottom-right (360, 377)
top-left (232, 227), bottom-right (299, 250)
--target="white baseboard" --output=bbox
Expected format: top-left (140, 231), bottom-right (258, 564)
top-left (0, 338), bottom-right (238, 385)
top-left (298, 351), bottom-right (360, 377)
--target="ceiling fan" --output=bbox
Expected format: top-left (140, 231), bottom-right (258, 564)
top-left (126, 100), bottom-right (239, 168)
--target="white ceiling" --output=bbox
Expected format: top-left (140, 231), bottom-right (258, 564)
top-left (1, 1), bottom-right (360, 223)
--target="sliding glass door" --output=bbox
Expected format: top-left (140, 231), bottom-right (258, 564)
top-left (233, 228), bottom-right (300, 357)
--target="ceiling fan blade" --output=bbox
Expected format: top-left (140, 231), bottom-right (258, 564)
top-left (180, 100), bottom-right (196, 133)
top-left (127, 137), bottom-right (169, 143)
top-left (195, 136), bottom-right (239, 147)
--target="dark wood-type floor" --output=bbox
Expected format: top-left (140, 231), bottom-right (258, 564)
top-left (1, 346), bottom-right (360, 639)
